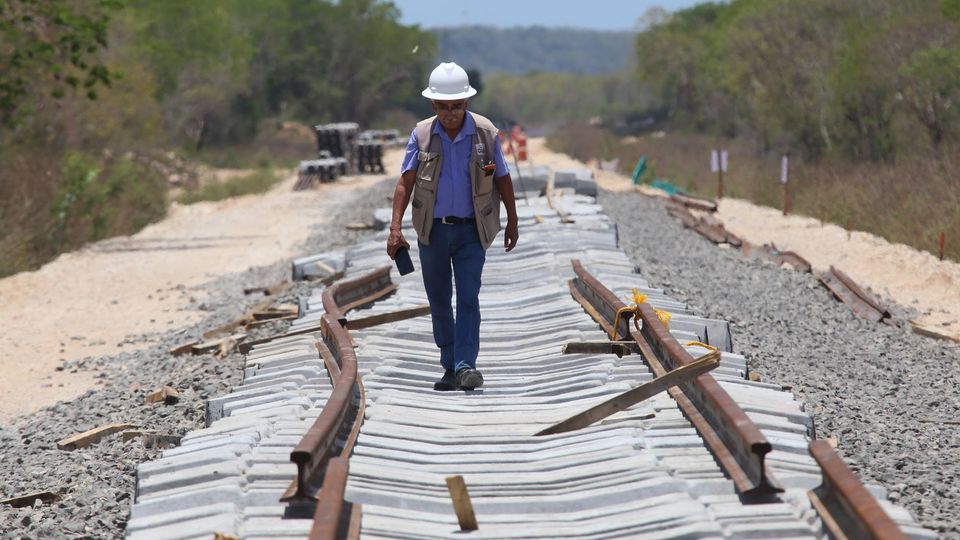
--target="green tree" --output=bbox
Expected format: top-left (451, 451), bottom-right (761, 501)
top-left (900, 45), bottom-right (960, 147)
top-left (0, 0), bottom-right (121, 126)
top-left (120, 0), bottom-right (255, 148)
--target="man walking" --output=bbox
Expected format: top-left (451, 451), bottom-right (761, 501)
top-left (386, 62), bottom-right (519, 391)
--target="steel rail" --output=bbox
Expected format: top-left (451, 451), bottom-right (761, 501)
top-left (276, 266), bottom-right (398, 539)
top-left (570, 258), bottom-right (906, 535)
top-left (818, 266), bottom-right (891, 323)
top-left (570, 258), bottom-right (782, 498)
top-left (322, 265), bottom-right (395, 319)
top-left (281, 313), bottom-right (359, 504)
top-left (808, 440), bottom-right (907, 540)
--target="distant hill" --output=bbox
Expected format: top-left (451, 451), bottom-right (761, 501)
top-left (431, 25), bottom-right (634, 76)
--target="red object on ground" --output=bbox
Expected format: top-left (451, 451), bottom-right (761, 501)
top-left (510, 126), bottom-right (528, 161)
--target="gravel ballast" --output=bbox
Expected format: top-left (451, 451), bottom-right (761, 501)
top-left (600, 189), bottom-right (960, 538)
top-left (2, 173), bottom-right (956, 538)
top-left (0, 176), bottom-right (398, 539)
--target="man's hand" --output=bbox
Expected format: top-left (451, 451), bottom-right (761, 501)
top-left (503, 220), bottom-right (519, 252)
top-left (387, 228), bottom-right (410, 259)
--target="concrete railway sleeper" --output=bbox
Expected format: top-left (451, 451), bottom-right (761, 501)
top-left (568, 260), bottom-right (907, 539)
top-left (125, 190), bottom-right (933, 539)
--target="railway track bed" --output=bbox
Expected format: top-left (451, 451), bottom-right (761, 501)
top-left (126, 188), bottom-right (934, 539)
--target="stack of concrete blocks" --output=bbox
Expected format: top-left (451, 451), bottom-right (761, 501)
top-left (554, 168), bottom-right (598, 197)
top-left (314, 122), bottom-right (359, 174)
top-left (293, 158), bottom-right (348, 190)
top-left (359, 128), bottom-right (403, 148)
top-left (353, 141), bottom-right (385, 173)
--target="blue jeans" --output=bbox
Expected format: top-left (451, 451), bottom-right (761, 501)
top-left (418, 221), bottom-right (486, 372)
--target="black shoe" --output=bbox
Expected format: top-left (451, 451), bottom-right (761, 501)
top-left (455, 368), bottom-right (484, 390)
top-left (433, 369), bottom-right (457, 391)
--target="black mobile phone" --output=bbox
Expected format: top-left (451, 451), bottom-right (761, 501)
top-left (395, 246), bottom-right (414, 276)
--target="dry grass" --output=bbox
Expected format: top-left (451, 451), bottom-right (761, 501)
top-left (548, 125), bottom-right (960, 261)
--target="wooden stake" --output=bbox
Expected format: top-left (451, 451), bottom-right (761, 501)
top-left (0, 491), bottom-right (61, 508)
top-left (445, 475), bottom-right (478, 531)
top-left (782, 182), bottom-right (790, 216)
top-left (535, 351), bottom-right (721, 436)
top-left (145, 386), bottom-right (180, 405)
top-left (717, 167), bottom-right (724, 199)
top-left (57, 423), bottom-right (137, 450)
top-left (939, 231), bottom-right (945, 261)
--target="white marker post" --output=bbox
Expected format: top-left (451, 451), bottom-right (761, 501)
top-left (711, 149), bottom-right (727, 198)
top-left (780, 154), bottom-right (790, 215)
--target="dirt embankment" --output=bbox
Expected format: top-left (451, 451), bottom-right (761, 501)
top-left (0, 150), bottom-right (403, 424)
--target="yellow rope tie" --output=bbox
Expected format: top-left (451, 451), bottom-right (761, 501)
top-left (623, 288), bottom-right (672, 329)
top-left (610, 288), bottom-right (649, 340)
top-left (685, 341), bottom-right (717, 351)
top-left (654, 309), bottom-right (672, 329)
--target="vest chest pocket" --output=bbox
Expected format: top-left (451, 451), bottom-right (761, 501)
top-left (416, 151), bottom-right (440, 191)
top-left (473, 160), bottom-right (494, 196)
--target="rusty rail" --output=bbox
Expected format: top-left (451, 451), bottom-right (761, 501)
top-left (275, 266), bottom-right (399, 539)
top-left (570, 258), bottom-right (782, 498)
top-left (666, 203), bottom-right (742, 247)
top-left (808, 440), bottom-right (907, 540)
top-left (281, 314), bottom-right (359, 504)
top-left (308, 457), bottom-right (351, 540)
top-left (322, 265), bottom-right (395, 318)
top-left (818, 266), bottom-right (891, 323)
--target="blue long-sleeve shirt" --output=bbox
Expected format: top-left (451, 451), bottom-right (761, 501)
top-left (400, 113), bottom-right (509, 218)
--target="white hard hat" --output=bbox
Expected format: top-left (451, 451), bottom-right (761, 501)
top-left (422, 62), bottom-right (477, 101)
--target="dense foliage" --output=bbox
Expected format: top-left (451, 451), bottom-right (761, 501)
top-left (634, 0), bottom-right (960, 161)
top-left (433, 25), bottom-right (633, 76)
top-left (0, 0), bottom-right (435, 276)
top-left (0, 0), bottom-right (121, 127)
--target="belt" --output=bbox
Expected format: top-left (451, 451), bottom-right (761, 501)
top-left (436, 216), bottom-right (475, 225)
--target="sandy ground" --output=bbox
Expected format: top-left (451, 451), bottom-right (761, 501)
top-left (4, 136), bottom-right (957, 421)
top-left (529, 137), bottom-right (960, 340)
top-left (0, 151), bottom-right (402, 423)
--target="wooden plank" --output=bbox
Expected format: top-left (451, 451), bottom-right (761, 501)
top-left (670, 193), bottom-right (717, 212)
top-left (168, 341), bottom-right (199, 357)
top-left (243, 315), bottom-right (298, 331)
top-left (57, 423), bottom-right (137, 450)
top-left (819, 268), bottom-right (888, 323)
top-left (342, 305), bottom-right (431, 330)
top-left (561, 341), bottom-right (640, 357)
top-left (445, 475), bottom-right (478, 531)
top-left (144, 386), bottom-right (180, 405)
top-left (0, 491), bottom-right (61, 508)
top-left (239, 326), bottom-right (322, 354)
top-left (243, 281), bottom-right (290, 296)
top-left (340, 283), bottom-right (399, 314)
top-left (202, 300), bottom-right (272, 339)
top-left (535, 350), bottom-right (721, 436)
top-left (345, 222), bottom-right (374, 230)
top-left (909, 320), bottom-right (960, 343)
top-left (251, 304), bottom-right (298, 321)
top-left (192, 333), bottom-right (247, 354)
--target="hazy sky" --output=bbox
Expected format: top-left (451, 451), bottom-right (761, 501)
top-left (392, 0), bottom-right (706, 31)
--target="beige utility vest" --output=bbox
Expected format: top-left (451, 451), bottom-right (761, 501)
top-left (411, 112), bottom-right (502, 250)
